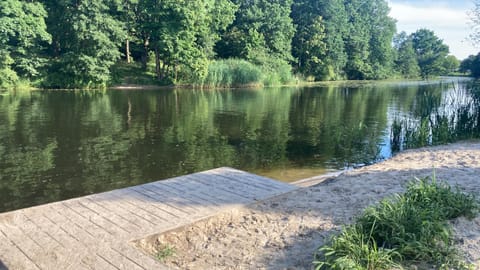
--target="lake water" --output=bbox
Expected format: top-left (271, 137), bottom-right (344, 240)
top-left (0, 78), bottom-right (474, 212)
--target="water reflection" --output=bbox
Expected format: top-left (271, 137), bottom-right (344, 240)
top-left (0, 79), bottom-right (473, 212)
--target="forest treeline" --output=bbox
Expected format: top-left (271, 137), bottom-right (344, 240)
top-left (0, 0), bottom-right (463, 89)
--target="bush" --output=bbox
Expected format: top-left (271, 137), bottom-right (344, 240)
top-left (314, 176), bottom-right (479, 270)
top-left (260, 58), bottom-right (294, 86)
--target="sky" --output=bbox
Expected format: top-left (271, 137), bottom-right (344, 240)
top-left (388, 0), bottom-right (478, 59)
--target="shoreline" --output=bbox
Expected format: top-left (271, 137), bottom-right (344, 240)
top-left (139, 141), bottom-right (480, 269)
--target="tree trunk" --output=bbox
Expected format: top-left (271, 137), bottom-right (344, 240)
top-left (141, 38), bottom-right (149, 70)
top-left (155, 48), bottom-right (161, 79)
top-left (160, 62), bottom-right (166, 80)
top-left (126, 38), bottom-right (131, 64)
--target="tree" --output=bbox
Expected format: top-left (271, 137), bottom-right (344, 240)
top-left (344, 0), bottom-right (396, 80)
top-left (291, 0), bottom-right (348, 80)
top-left (137, 0), bottom-right (236, 82)
top-left (41, 0), bottom-right (125, 88)
top-left (0, 0), bottom-right (51, 88)
top-left (318, 0), bottom-right (349, 80)
top-left (460, 53), bottom-right (480, 77)
top-left (365, 0), bottom-right (396, 79)
top-left (291, 14), bottom-right (327, 79)
top-left (216, 0), bottom-right (295, 65)
top-left (394, 32), bottom-right (420, 78)
top-left (411, 29), bottom-right (449, 79)
top-left (442, 55), bottom-right (460, 74)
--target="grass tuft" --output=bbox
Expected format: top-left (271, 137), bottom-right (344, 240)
top-left (155, 244), bottom-right (176, 262)
top-left (314, 175), bottom-right (479, 270)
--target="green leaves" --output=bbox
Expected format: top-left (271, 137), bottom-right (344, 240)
top-left (40, 0), bottom-right (126, 88)
top-left (411, 29), bottom-right (450, 79)
top-left (216, 0), bottom-right (295, 66)
top-left (291, 0), bottom-right (396, 81)
top-left (0, 0), bottom-right (51, 88)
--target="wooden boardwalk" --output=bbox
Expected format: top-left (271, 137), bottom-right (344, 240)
top-left (0, 167), bottom-right (296, 270)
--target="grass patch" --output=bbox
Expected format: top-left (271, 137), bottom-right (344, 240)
top-left (155, 244), bottom-right (176, 262)
top-left (201, 58), bottom-right (295, 88)
top-left (202, 59), bottom-right (263, 88)
top-left (314, 176), bottom-right (479, 270)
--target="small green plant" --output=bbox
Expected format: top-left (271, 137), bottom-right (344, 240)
top-left (155, 244), bottom-right (176, 262)
top-left (314, 175), bottom-right (479, 270)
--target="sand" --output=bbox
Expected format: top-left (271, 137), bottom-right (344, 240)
top-left (139, 141), bottom-right (480, 269)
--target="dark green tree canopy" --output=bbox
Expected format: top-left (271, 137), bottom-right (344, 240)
top-left (394, 32), bottom-right (420, 78)
top-left (42, 0), bottom-right (126, 88)
top-left (0, 0), bottom-right (51, 87)
top-left (411, 29), bottom-right (449, 78)
top-left (216, 0), bottom-right (295, 65)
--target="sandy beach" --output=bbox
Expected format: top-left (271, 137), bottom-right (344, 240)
top-left (139, 141), bottom-right (480, 269)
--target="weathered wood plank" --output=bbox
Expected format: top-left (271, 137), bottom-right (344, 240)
top-left (81, 254), bottom-right (119, 270)
top-left (187, 173), bottom-right (257, 201)
top-left (180, 175), bottom-right (252, 206)
top-left (111, 189), bottom-right (181, 222)
top-left (0, 228), bottom-right (41, 270)
top-left (89, 193), bottom-right (160, 227)
top-left (144, 182), bottom-right (216, 212)
top-left (63, 200), bottom-right (131, 235)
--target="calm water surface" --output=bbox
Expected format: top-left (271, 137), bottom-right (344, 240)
top-left (0, 78), bottom-right (471, 212)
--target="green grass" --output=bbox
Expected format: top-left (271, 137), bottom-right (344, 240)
top-left (155, 244), bottom-right (176, 262)
top-left (314, 176), bottom-right (479, 270)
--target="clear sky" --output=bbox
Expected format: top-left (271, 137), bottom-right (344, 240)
top-left (388, 0), bottom-right (478, 59)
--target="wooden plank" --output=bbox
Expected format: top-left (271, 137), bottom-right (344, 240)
top-left (13, 212), bottom-right (83, 267)
top-left (178, 175), bottom-right (249, 204)
top-left (186, 173), bottom-right (256, 201)
top-left (139, 183), bottom-right (205, 214)
top-left (89, 193), bottom-right (160, 227)
top-left (0, 229), bottom-right (41, 270)
top-left (158, 180), bottom-right (225, 206)
top-left (81, 254), bottom-right (119, 270)
top-left (94, 246), bottom-right (146, 270)
top-left (130, 186), bottom-right (193, 216)
top-left (145, 182), bottom-right (216, 212)
top-left (21, 208), bottom-right (89, 262)
top-left (49, 202), bottom-right (112, 240)
top-left (111, 244), bottom-right (167, 270)
top-left (63, 200), bottom-right (130, 236)
top-left (80, 197), bottom-right (143, 233)
top-left (0, 217), bottom-right (52, 269)
top-left (116, 188), bottom-right (184, 219)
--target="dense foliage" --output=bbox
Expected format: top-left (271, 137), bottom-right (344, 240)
top-left (0, 0), bottom-right (462, 89)
top-left (460, 53), bottom-right (480, 77)
top-left (0, 0), bottom-right (51, 88)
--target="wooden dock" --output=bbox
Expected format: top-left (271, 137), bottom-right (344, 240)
top-left (0, 167), bottom-right (296, 270)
